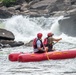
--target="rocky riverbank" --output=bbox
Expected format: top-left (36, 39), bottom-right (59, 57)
top-left (0, 0), bottom-right (76, 18)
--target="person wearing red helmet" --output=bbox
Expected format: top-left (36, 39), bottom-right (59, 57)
top-left (43, 32), bottom-right (62, 52)
top-left (33, 33), bottom-right (46, 53)
top-left (47, 32), bottom-right (54, 37)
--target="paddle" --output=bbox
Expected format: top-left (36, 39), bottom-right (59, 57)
top-left (45, 47), bottom-right (50, 60)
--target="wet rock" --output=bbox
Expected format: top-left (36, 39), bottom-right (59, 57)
top-left (59, 15), bottom-right (76, 37)
top-left (8, 41), bottom-right (24, 47)
top-left (24, 40), bottom-right (33, 47)
top-left (0, 40), bottom-right (24, 48)
top-left (29, 0), bottom-right (56, 10)
top-left (16, 0), bottom-right (26, 5)
top-left (0, 7), bottom-right (12, 18)
top-left (0, 29), bottom-right (25, 48)
top-left (0, 29), bottom-right (15, 40)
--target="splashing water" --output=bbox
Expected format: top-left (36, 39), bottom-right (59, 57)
top-left (2, 15), bottom-right (76, 45)
top-left (0, 15), bottom-right (76, 75)
top-left (3, 15), bottom-right (60, 42)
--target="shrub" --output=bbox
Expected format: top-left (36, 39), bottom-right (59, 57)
top-left (2, 0), bottom-right (16, 7)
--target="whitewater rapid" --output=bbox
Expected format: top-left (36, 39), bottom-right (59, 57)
top-left (1, 15), bottom-right (75, 45)
top-left (0, 15), bottom-right (76, 75)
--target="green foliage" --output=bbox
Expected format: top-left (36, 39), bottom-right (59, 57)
top-left (0, 0), bottom-right (3, 2)
top-left (2, 0), bottom-right (16, 7)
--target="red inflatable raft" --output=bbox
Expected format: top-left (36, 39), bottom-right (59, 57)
top-left (9, 50), bottom-right (76, 62)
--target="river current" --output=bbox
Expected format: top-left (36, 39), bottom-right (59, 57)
top-left (0, 15), bottom-right (76, 75)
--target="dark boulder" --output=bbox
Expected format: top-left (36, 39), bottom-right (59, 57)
top-left (0, 28), bottom-right (15, 40)
top-left (0, 40), bottom-right (24, 48)
top-left (59, 15), bottom-right (76, 37)
top-left (0, 29), bottom-right (24, 48)
top-left (9, 41), bottom-right (24, 47)
top-left (0, 8), bottom-right (12, 18)
top-left (16, 0), bottom-right (26, 5)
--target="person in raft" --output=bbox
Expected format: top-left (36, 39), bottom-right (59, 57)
top-left (43, 32), bottom-right (62, 52)
top-left (33, 33), bottom-right (47, 53)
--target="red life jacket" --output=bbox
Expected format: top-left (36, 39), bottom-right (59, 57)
top-left (33, 38), bottom-right (43, 49)
top-left (43, 37), bottom-right (53, 46)
top-left (43, 38), bottom-right (48, 46)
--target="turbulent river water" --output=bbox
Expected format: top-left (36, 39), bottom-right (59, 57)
top-left (0, 15), bottom-right (76, 75)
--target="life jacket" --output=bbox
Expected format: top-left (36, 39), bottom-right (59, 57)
top-left (43, 37), bottom-right (48, 46)
top-left (43, 37), bottom-right (53, 46)
top-left (33, 38), bottom-right (43, 49)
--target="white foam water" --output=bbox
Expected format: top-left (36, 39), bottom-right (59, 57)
top-left (0, 15), bottom-right (76, 75)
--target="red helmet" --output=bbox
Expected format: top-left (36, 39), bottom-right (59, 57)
top-left (37, 33), bottom-right (43, 38)
top-left (47, 32), bottom-right (54, 37)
